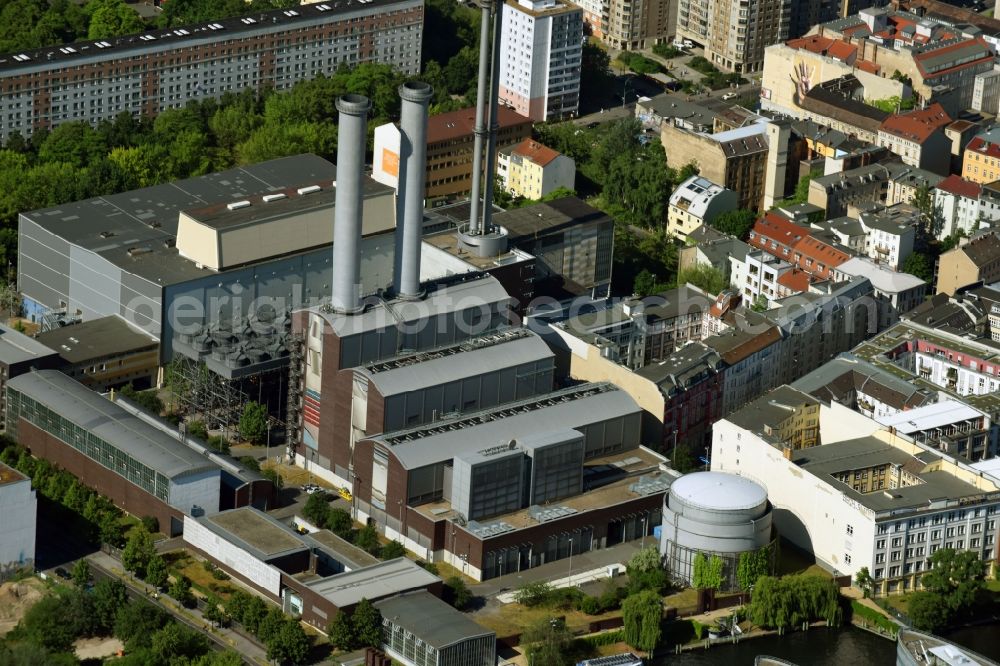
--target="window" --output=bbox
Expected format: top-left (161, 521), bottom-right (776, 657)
top-left (846, 524), bottom-right (854, 536)
top-left (844, 553), bottom-right (852, 564)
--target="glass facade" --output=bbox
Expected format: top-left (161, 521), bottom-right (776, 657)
top-left (7, 387), bottom-right (170, 500)
top-left (382, 618), bottom-right (495, 666)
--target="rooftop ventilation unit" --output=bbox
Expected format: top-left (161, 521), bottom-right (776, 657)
top-left (297, 185), bottom-right (321, 195)
top-left (227, 200), bottom-right (251, 211)
top-left (262, 193), bottom-right (287, 203)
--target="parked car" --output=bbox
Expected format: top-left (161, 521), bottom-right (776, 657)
top-left (722, 92), bottom-right (737, 100)
top-left (338, 487), bottom-right (353, 501)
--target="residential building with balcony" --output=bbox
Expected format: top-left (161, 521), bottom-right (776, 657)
top-left (598, 0), bottom-right (676, 49)
top-left (498, 0), bottom-right (584, 122)
top-left (858, 203), bottom-right (917, 270)
top-left (934, 175), bottom-right (1000, 240)
top-left (676, 0), bottom-right (790, 73)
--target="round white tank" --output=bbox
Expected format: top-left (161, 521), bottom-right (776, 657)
top-left (660, 472), bottom-right (774, 589)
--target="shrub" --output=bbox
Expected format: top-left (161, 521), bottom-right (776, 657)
top-left (579, 595), bottom-right (603, 615)
top-left (515, 581), bottom-right (553, 607)
top-left (850, 600), bottom-right (897, 636)
top-left (578, 629), bottom-right (625, 648)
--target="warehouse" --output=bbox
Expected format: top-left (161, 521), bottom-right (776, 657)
top-left (375, 590), bottom-right (496, 666)
top-left (0, 323), bottom-right (63, 430)
top-left (7, 370), bottom-right (221, 535)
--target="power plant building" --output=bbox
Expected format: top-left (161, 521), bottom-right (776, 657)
top-left (0, 462), bottom-right (36, 575)
top-left (660, 471), bottom-right (775, 590)
top-left (6, 369), bottom-right (223, 535)
top-left (0, 0), bottom-right (424, 141)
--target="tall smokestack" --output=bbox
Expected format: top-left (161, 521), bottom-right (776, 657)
top-left (480, 0), bottom-right (504, 234)
top-left (467, 0), bottom-right (494, 236)
top-left (394, 81), bottom-right (434, 299)
top-left (330, 94), bottom-right (371, 314)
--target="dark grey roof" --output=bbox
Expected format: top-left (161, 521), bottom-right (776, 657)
top-left (635, 342), bottom-right (722, 390)
top-left (306, 559), bottom-right (440, 608)
top-left (637, 95), bottom-right (718, 130)
top-left (497, 197), bottom-right (610, 240)
top-left (957, 230), bottom-right (1000, 268)
top-left (725, 385), bottom-right (819, 433)
top-left (8, 370), bottom-right (217, 479)
top-left (375, 590), bottom-right (495, 649)
top-left (794, 436), bottom-right (988, 514)
top-left (35, 316), bottom-right (157, 364)
top-left (0, 323), bottom-right (60, 366)
top-left (22, 154), bottom-right (337, 285)
top-left (790, 354), bottom-right (935, 410)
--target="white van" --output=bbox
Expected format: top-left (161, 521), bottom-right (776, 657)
top-left (672, 39), bottom-right (686, 49)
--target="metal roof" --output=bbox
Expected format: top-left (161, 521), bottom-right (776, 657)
top-left (22, 154), bottom-right (337, 286)
top-left (8, 370), bottom-right (217, 479)
top-left (371, 383), bottom-right (640, 470)
top-left (357, 329), bottom-right (553, 396)
top-left (876, 399), bottom-right (985, 432)
top-left (670, 471), bottom-right (767, 512)
top-left (305, 558), bottom-right (439, 608)
top-left (35, 315), bottom-right (157, 364)
top-left (0, 323), bottom-right (60, 366)
top-left (836, 257), bottom-right (926, 294)
top-left (375, 590), bottom-right (495, 649)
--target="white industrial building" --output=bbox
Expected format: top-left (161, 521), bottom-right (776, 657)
top-left (498, 0), bottom-right (583, 121)
top-left (0, 462), bottom-right (36, 576)
top-left (667, 176), bottom-right (738, 242)
top-left (712, 388), bottom-right (1000, 594)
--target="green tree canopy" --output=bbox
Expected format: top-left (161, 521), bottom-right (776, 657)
top-left (239, 401), bottom-right (269, 444)
top-left (921, 548), bottom-right (986, 612)
top-left (677, 264), bottom-right (727, 295)
top-left (87, 0), bottom-right (145, 40)
top-left (521, 617), bottom-right (577, 666)
top-left (622, 589), bottom-right (663, 651)
top-left (710, 209), bottom-right (757, 240)
top-left (692, 553), bottom-right (725, 590)
top-left (351, 598), bottom-right (383, 649)
top-left (121, 524), bottom-right (157, 578)
top-left (901, 252), bottom-right (933, 282)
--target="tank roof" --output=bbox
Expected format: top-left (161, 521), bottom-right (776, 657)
top-left (671, 472), bottom-right (767, 512)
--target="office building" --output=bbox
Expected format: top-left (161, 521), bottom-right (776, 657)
top-left (0, 462), bottom-right (36, 576)
top-left (0, 0), bottom-right (423, 141)
top-left (498, 0), bottom-right (583, 121)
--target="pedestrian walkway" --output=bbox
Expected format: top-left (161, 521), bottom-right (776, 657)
top-left (87, 550), bottom-right (270, 665)
top-left (495, 562), bottom-right (629, 603)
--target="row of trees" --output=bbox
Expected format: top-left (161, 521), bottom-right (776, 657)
top-left (747, 574), bottom-right (841, 629)
top-left (301, 491), bottom-right (405, 560)
top-left (906, 548), bottom-right (988, 632)
top-left (326, 598), bottom-right (383, 652)
top-left (222, 590), bottom-right (311, 664)
top-left (0, 440), bottom-right (129, 547)
top-left (5, 575), bottom-right (241, 665)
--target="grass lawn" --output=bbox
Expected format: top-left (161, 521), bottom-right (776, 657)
top-left (776, 540), bottom-right (833, 578)
top-left (164, 550), bottom-right (238, 600)
top-left (664, 588), bottom-right (698, 609)
top-left (474, 601), bottom-right (620, 638)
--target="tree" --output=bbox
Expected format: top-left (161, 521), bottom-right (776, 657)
top-left (692, 553), bottom-right (724, 590)
top-left (751, 294), bottom-right (769, 312)
top-left (87, 0), bottom-right (145, 40)
top-left (113, 600), bottom-right (169, 650)
top-left (257, 608), bottom-right (286, 646)
top-left (521, 616), bottom-right (576, 666)
top-left (326, 508), bottom-right (353, 537)
top-left (92, 579), bottom-right (129, 634)
top-left (302, 492), bottom-right (331, 527)
top-left (151, 621), bottom-right (210, 662)
top-left (204, 594), bottom-right (226, 627)
top-left (902, 252), bottom-right (933, 282)
top-left (737, 547), bottom-right (772, 591)
top-left (145, 554), bottom-right (168, 590)
top-left (141, 515), bottom-right (159, 534)
top-left (327, 612), bottom-right (355, 651)
top-left (628, 546), bottom-right (662, 574)
top-left (921, 548), bottom-right (986, 613)
top-left (855, 566), bottom-right (874, 599)
top-left (908, 591), bottom-right (951, 632)
top-left (622, 589), bottom-right (662, 651)
top-left (121, 524), bottom-right (157, 578)
top-left (351, 598), bottom-right (383, 649)
top-left (266, 619), bottom-right (311, 665)
top-left (580, 41), bottom-right (612, 101)
top-left (71, 558), bottom-right (91, 588)
top-left (445, 576), bottom-right (473, 611)
top-left (747, 575), bottom-right (840, 629)
top-left (911, 184), bottom-right (944, 241)
top-left (515, 581), bottom-right (553, 607)
top-left (676, 264), bottom-right (727, 295)
top-left (169, 574), bottom-right (195, 608)
top-left (380, 540), bottom-right (406, 560)
top-left (710, 208), bottom-right (756, 240)
top-left (12, 592), bottom-right (84, 652)
top-left (239, 401), bottom-right (268, 444)
top-left (353, 524), bottom-right (381, 556)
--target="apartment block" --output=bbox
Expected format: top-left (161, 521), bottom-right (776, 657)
top-left (857, 204), bottom-right (917, 271)
top-left (600, 0), bottom-right (676, 49)
top-left (499, 0), bottom-right (583, 122)
top-left (961, 128), bottom-right (1000, 185)
top-left (0, 0), bottom-right (423, 141)
top-left (497, 139), bottom-right (576, 200)
top-left (936, 230), bottom-right (1000, 295)
top-left (833, 257), bottom-right (927, 330)
top-left (934, 175), bottom-right (1000, 240)
top-left (876, 104), bottom-right (952, 175)
top-left (667, 176), bottom-right (738, 242)
top-left (704, 0), bottom-right (790, 73)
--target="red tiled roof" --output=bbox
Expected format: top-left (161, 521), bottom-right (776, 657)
top-left (510, 138), bottom-right (561, 167)
top-left (748, 212), bottom-right (809, 251)
top-left (787, 35), bottom-right (835, 54)
top-left (792, 236), bottom-right (851, 277)
top-left (826, 41), bottom-right (857, 62)
top-left (936, 174), bottom-right (982, 199)
top-left (777, 270), bottom-right (811, 292)
top-left (966, 136), bottom-right (1000, 159)
top-left (855, 60), bottom-right (882, 75)
top-left (427, 106), bottom-right (531, 144)
top-left (878, 103), bottom-right (951, 144)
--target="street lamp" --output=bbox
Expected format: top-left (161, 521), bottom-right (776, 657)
top-left (641, 513), bottom-right (648, 548)
top-left (669, 430), bottom-right (679, 468)
top-left (567, 537), bottom-right (574, 586)
top-left (621, 76), bottom-right (634, 109)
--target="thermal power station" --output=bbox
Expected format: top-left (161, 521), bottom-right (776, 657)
top-left (660, 472), bottom-right (776, 590)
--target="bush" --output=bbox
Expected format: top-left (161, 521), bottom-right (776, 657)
top-left (206, 434), bottom-right (230, 455)
top-left (140, 516), bottom-right (159, 534)
top-left (617, 51), bottom-right (662, 75)
top-left (691, 619), bottom-right (705, 640)
top-left (445, 576), bottom-right (473, 611)
top-left (186, 420), bottom-right (208, 441)
top-left (515, 581), bottom-right (554, 607)
top-left (578, 629), bottom-right (625, 648)
top-left (652, 43), bottom-right (682, 59)
top-left (380, 541), bottom-right (406, 560)
top-left (850, 600), bottom-right (897, 636)
top-left (579, 595), bottom-right (603, 615)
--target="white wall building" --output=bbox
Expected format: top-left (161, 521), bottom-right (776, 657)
top-left (934, 175), bottom-right (1000, 240)
top-left (858, 206), bottom-right (916, 271)
top-left (667, 175), bottom-right (739, 242)
top-left (498, 0), bottom-right (583, 122)
top-left (0, 463), bottom-right (35, 575)
top-left (729, 250), bottom-right (806, 307)
top-left (713, 397), bottom-right (1000, 594)
top-left (833, 257), bottom-right (927, 329)
top-left (972, 66), bottom-right (1000, 115)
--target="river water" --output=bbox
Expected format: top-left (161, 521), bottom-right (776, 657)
top-left (651, 623), bottom-right (1000, 665)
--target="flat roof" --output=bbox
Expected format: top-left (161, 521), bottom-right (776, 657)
top-left (876, 399), bottom-right (985, 432)
top-left (497, 197), bottom-right (611, 240)
top-left (375, 590), bottom-right (494, 648)
top-left (358, 329), bottom-right (552, 396)
top-left (0, 0), bottom-right (416, 74)
top-left (371, 383), bottom-right (639, 470)
top-left (0, 461), bottom-right (28, 486)
top-left (836, 257), bottom-right (926, 293)
top-left (204, 507), bottom-right (309, 561)
top-left (22, 154), bottom-right (337, 286)
top-left (309, 275), bottom-right (511, 339)
top-left (8, 370), bottom-right (217, 480)
top-left (794, 436), bottom-right (988, 514)
top-left (35, 315), bottom-right (157, 364)
top-left (0, 323), bottom-right (60, 366)
top-left (305, 558), bottom-right (439, 608)
top-left (301, 530), bottom-right (380, 570)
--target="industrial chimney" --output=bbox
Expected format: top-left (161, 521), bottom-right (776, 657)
top-left (467, 0), bottom-right (494, 237)
top-left (330, 94), bottom-right (371, 314)
top-left (394, 81), bottom-right (434, 300)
